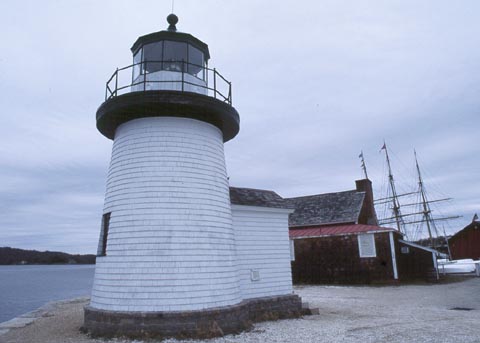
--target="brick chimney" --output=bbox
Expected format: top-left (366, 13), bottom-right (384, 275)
top-left (355, 179), bottom-right (378, 225)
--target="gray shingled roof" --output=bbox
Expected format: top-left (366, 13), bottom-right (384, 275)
top-left (229, 187), bottom-right (294, 209)
top-left (285, 190), bottom-right (365, 227)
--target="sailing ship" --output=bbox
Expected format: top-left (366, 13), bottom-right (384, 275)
top-left (361, 143), bottom-right (480, 275)
top-left (362, 143), bottom-right (460, 253)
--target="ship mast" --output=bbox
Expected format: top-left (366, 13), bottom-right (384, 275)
top-left (381, 142), bottom-right (406, 237)
top-left (415, 150), bottom-right (436, 247)
top-left (414, 151), bottom-right (458, 256)
top-left (376, 146), bottom-right (461, 249)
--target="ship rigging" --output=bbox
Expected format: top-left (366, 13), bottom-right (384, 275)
top-left (366, 143), bottom-right (460, 251)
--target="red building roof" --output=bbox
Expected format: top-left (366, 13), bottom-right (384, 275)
top-left (289, 224), bottom-right (397, 239)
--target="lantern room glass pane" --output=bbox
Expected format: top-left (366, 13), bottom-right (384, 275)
top-left (143, 42), bottom-right (163, 73)
top-left (133, 48), bottom-right (142, 80)
top-left (188, 45), bottom-right (204, 79)
top-left (163, 41), bottom-right (187, 72)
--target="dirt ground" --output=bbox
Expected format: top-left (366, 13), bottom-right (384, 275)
top-left (1, 278), bottom-right (479, 343)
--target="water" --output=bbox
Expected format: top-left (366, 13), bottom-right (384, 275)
top-left (0, 265), bottom-right (95, 323)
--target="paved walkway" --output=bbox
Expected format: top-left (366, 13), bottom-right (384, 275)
top-left (1, 278), bottom-right (479, 343)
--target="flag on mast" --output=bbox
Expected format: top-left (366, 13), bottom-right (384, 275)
top-left (359, 150), bottom-right (368, 179)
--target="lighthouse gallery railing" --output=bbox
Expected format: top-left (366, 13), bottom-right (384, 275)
top-left (104, 61), bottom-right (232, 105)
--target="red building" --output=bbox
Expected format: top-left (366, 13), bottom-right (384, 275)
top-left (287, 179), bottom-right (439, 284)
top-left (449, 216), bottom-right (480, 260)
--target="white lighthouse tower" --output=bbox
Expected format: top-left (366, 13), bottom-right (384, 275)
top-left (84, 14), bottom-right (304, 339)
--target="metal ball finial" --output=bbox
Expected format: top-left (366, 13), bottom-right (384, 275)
top-left (167, 13), bottom-right (178, 31)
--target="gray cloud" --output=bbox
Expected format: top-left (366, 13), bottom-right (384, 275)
top-left (0, 0), bottom-right (478, 253)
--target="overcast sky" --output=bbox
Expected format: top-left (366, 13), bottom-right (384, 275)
top-left (0, 1), bottom-right (479, 254)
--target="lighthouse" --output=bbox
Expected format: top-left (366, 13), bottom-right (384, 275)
top-left (84, 14), bottom-right (304, 339)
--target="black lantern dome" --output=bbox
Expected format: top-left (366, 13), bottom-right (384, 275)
top-left (96, 14), bottom-right (239, 142)
top-left (130, 14), bottom-right (210, 79)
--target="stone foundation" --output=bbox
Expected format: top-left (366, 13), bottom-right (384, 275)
top-left (83, 294), bottom-right (302, 339)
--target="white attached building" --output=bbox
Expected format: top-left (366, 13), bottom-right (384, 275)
top-left (229, 187), bottom-right (295, 301)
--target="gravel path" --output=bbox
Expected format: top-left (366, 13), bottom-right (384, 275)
top-left (1, 278), bottom-right (479, 343)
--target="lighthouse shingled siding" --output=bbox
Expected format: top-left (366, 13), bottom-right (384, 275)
top-left (91, 117), bottom-right (241, 312)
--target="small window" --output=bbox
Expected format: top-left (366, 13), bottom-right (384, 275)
top-left (290, 239), bottom-right (295, 261)
top-left (358, 233), bottom-right (376, 258)
top-left (401, 246), bottom-right (410, 254)
top-left (97, 212), bottom-right (111, 257)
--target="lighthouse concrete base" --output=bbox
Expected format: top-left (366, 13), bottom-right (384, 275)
top-left (83, 294), bottom-right (303, 339)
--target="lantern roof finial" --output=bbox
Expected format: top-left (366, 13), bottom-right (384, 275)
top-left (167, 13), bottom-right (178, 32)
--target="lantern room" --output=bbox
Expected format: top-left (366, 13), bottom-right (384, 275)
top-left (98, 14), bottom-right (236, 141)
top-left (130, 14), bottom-right (210, 94)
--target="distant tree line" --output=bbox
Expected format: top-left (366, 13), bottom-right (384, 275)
top-left (0, 247), bottom-right (96, 265)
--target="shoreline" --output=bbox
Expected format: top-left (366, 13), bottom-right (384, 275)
top-left (0, 297), bottom-right (89, 337)
top-left (0, 264), bottom-right (95, 325)
top-left (1, 280), bottom-right (479, 343)
top-left (0, 264), bottom-right (95, 267)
